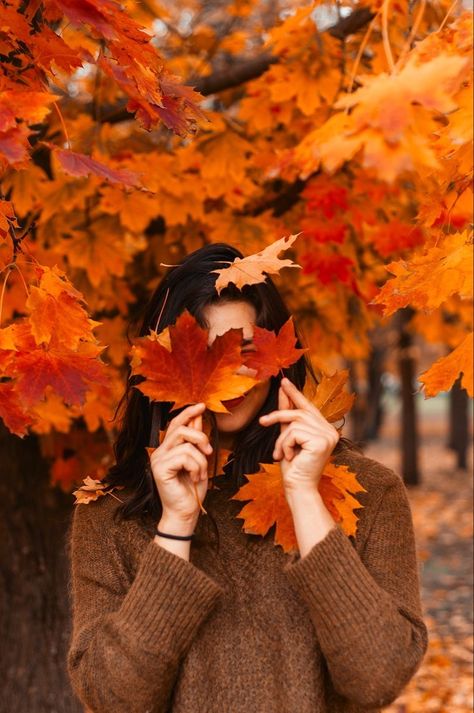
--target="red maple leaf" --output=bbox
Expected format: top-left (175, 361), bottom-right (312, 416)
top-left (130, 310), bottom-right (258, 413)
top-left (242, 317), bottom-right (308, 380)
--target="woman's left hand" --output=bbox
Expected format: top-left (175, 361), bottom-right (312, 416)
top-left (259, 377), bottom-right (340, 493)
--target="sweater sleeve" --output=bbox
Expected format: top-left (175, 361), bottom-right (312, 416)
top-left (67, 501), bottom-right (224, 713)
top-left (282, 472), bottom-right (428, 709)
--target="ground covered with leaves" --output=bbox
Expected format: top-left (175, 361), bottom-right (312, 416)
top-left (364, 396), bottom-right (473, 712)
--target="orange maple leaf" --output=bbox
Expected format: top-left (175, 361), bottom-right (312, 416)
top-left (419, 332), bottom-right (473, 398)
top-left (73, 476), bottom-right (125, 505)
top-left (242, 317), bottom-right (308, 380)
top-left (130, 309), bottom-right (258, 413)
top-left (211, 233), bottom-right (302, 294)
top-left (231, 459), bottom-right (366, 553)
top-left (311, 369), bottom-right (356, 423)
top-left (26, 286), bottom-right (99, 349)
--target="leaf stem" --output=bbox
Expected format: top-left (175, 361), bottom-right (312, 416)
top-left (52, 101), bottom-right (70, 149)
top-left (0, 262), bottom-right (30, 325)
top-left (154, 286), bottom-right (170, 332)
top-left (346, 12), bottom-right (380, 101)
top-left (436, 0), bottom-right (459, 34)
top-left (381, 0), bottom-right (395, 73)
top-left (0, 266), bottom-right (13, 326)
top-left (395, 0), bottom-right (427, 72)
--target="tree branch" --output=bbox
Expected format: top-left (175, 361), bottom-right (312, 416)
top-left (94, 6), bottom-right (374, 124)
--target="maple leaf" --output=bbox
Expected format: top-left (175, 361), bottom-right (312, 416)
top-left (371, 231), bottom-right (473, 316)
top-left (242, 317), bottom-right (308, 380)
top-left (419, 332), bottom-right (473, 398)
top-left (319, 461), bottom-right (368, 537)
top-left (54, 216), bottom-right (147, 287)
top-left (14, 343), bottom-right (108, 407)
top-left (72, 476), bottom-right (125, 505)
top-left (52, 147), bottom-right (142, 187)
top-left (211, 234), bottom-right (302, 294)
top-left (301, 250), bottom-right (355, 287)
top-left (26, 286), bottom-right (99, 349)
top-left (0, 382), bottom-right (32, 437)
top-left (0, 200), bottom-right (18, 239)
top-left (130, 310), bottom-right (258, 413)
top-left (311, 369), bottom-right (356, 423)
top-left (231, 460), bottom-right (366, 553)
top-left (210, 447), bottom-right (233, 480)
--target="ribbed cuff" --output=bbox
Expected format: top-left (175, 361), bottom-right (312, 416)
top-left (117, 539), bottom-right (224, 653)
top-left (283, 524), bottom-right (390, 651)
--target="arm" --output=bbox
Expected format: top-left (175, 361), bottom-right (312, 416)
top-left (67, 501), bottom-right (223, 713)
top-left (282, 473), bottom-right (428, 708)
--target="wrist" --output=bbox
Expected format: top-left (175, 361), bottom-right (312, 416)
top-left (284, 485), bottom-right (322, 511)
top-left (285, 485), bottom-right (336, 557)
top-left (158, 512), bottom-right (198, 537)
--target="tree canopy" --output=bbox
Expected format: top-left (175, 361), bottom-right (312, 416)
top-left (0, 0), bottom-right (472, 490)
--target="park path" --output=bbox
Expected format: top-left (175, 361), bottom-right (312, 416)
top-left (363, 396), bottom-right (473, 712)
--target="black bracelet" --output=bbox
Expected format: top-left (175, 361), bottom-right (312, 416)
top-left (156, 528), bottom-right (194, 541)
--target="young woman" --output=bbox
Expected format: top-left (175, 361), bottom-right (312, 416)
top-left (67, 243), bottom-right (428, 713)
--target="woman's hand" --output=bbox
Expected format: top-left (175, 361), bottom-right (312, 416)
top-left (259, 377), bottom-right (340, 494)
top-left (150, 402), bottom-right (212, 523)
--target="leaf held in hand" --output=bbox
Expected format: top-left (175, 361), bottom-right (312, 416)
top-left (130, 309), bottom-right (258, 412)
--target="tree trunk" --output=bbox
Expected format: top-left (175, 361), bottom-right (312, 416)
top-left (448, 374), bottom-right (470, 469)
top-left (347, 359), bottom-right (368, 444)
top-left (363, 343), bottom-right (386, 441)
top-left (397, 307), bottom-right (420, 485)
top-left (0, 424), bottom-right (81, 712)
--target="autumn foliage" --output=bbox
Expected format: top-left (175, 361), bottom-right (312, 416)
top-left (0, 0), bottom-right (472, 506)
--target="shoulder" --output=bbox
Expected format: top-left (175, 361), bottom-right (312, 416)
top-left (70, 487), bottom-right (128, 530)
top-left (67, 486), bottom-right (154, 586)
top-left (333, 446), bottom-right (403, 494)
top-left (332, 446), bottom-right (407, 546)
top-left (68, 486), bottom-right (143, 557)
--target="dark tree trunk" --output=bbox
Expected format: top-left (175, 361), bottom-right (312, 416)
top-left (448, 374), bottom-right (471, 469)
top-left (0, 424), bottom-right (81, 713)
top-left (397, 307), bottom-right (420, 485)
top-left (347, 359), bottom-right (368, 444)
top-left (363, 344), bottom-right (386, 441)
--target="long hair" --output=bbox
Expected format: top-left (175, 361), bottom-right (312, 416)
top-left (105, 242), bottom-right (362, 549)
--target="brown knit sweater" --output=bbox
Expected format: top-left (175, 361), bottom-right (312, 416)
top-left (67, 449), bottom-right (428, 713)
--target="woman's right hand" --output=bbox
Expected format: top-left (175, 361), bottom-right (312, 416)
top-left (149, 402), bottom-right (212, 523)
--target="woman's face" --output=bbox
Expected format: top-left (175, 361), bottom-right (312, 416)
top-left (201, 300), bottom-right (271, 447)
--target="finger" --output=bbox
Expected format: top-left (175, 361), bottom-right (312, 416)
top-left (155, 442), bottom-right (208, 480)
top-left (191, 412), bottom-right (203, 432)
top-left (260, 408), bottom-right (314, 426)
top-left (171, 443), bottom-right (208, 481)
top-left (167, 402), bottom-right (206, 434)
top-left (278, 383), bottom-right (293, 434)
top-left (280, 377), bottom-right (321, 415)
top-left (273, 424), bottom-right (315, 460)
top-left (261, 406), bottom-right (331, 430)
top-left (163, 425), bottom-right (212, 455)
top-left (179, 454), bottom-right (202, 483)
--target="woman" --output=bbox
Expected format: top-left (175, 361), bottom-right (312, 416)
top-left (67, 243), bottom-right (428, 713)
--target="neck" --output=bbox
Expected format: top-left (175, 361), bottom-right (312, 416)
top-left (218, 431), bottom-right (235, 451)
